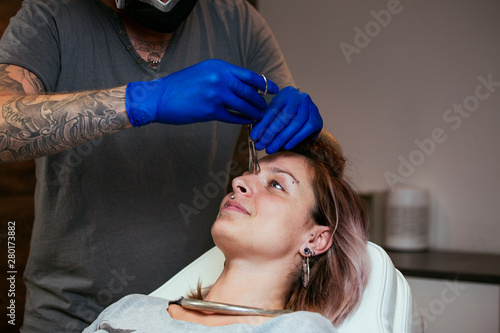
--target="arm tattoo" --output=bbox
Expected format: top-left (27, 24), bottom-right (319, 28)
top-left (1, 65), bottom-right (128, 162)
top-left (23, 69), bottom-right (46, 93)
top-left (0, 64), bottom-right (46, 94)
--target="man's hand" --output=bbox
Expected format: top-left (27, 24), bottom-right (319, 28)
top-left (251, 86), bottom-right (323, 154)
top-left (125, 59), bottom-right (279, 126)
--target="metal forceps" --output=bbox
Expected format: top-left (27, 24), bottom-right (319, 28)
top-left (247, 74), bottom-right (268, 174)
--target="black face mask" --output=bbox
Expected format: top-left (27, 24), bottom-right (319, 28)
top-left (117, 0), bottom-right (198, 33)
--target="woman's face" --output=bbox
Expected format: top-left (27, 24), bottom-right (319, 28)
top-left (212, 152), bottom-right (317, 261)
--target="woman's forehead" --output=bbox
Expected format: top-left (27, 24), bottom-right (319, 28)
top-left (259, 152), bottom-right (311, 176)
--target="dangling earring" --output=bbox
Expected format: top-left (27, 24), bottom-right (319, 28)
top-left (302, 247), bottom-right (312, 288)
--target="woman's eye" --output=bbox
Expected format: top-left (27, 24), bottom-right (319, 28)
top-left (269, 180), bottom-right (284, 191)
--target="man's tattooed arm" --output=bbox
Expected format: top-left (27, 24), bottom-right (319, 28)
top-left (0, 64), bottom-right (132, 164)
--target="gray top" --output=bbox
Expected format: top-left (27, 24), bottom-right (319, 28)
top-left (83, 294), bottom-right (337, 333)
top-left (0, 0), bottom-right (294, 332)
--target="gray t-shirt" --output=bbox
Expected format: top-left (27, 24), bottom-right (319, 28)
top-left (0, 0), bottom-right (294, 332)
top-left (83, 294), bottom-right (337, 333)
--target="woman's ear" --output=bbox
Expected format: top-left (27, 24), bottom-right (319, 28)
top-left (302, 225), bottom-right (333, 256)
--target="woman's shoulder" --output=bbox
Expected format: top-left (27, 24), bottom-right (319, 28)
top-left (259, 311), bottom-right (337, 333)
top-left (109, 294), bottom-right (173, 313)
top-left (83, 294), bottom-right (173, 332)
top-left (97, 294), bottom-right (172, 323)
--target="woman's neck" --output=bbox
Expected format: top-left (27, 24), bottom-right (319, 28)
top-left (167, 257), bottom-right (300, 327)
top-left (204, 258), bottom-right (297, 311)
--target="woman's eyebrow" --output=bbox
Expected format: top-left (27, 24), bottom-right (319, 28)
top-left (269, 166), bottom-right (300, 184)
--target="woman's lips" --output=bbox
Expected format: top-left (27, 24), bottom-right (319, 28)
top-left (224, 200), bottom-right (250, 215)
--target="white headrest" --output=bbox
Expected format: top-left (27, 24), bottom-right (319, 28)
top-left (150, 242), bottom-right (422, 332)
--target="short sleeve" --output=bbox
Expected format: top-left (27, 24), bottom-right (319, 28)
top-left (0, 1), bottom-right (61, 92)
top-left (213, 0), bottom-right (295, 90)
top-left (243, 3), bottom-right (295, 89)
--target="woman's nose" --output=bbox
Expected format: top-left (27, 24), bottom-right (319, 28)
top-left (231, 175), bottom-right (253, 197)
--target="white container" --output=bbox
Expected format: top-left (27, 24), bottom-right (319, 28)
top-left (384, 186), bottom-right (429, 251)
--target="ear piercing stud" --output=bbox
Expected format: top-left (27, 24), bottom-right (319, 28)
top-left (302, 247), bottom-right (311, 287)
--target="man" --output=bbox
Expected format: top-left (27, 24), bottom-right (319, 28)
top-left (0, 0), bottom-right (322, 331)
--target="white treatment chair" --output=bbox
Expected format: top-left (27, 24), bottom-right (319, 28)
top-left (150, 241), bottom-right (423, 333)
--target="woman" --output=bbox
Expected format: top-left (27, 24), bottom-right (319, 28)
top-left (83, 131), bottom-right (370, 332)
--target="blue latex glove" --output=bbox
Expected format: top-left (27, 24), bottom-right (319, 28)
top-left (125, 59), bottom-right (278, 126)
top-left (251, 86), bottom-right (323, 154)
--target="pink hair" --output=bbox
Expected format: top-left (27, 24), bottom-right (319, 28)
top-left (285, 131), bottom-right (371, 326)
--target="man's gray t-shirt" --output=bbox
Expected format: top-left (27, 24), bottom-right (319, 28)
top-left (83, 294), bottom-right (337, 333)
top-left (0, 0), bottom-right (294, 332)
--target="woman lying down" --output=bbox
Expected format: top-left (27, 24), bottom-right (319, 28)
top-left (83, 131), bottom-right (371, 333)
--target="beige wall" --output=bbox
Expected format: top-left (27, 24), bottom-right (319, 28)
top-left (260, 0), bottom-right (500, 254)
